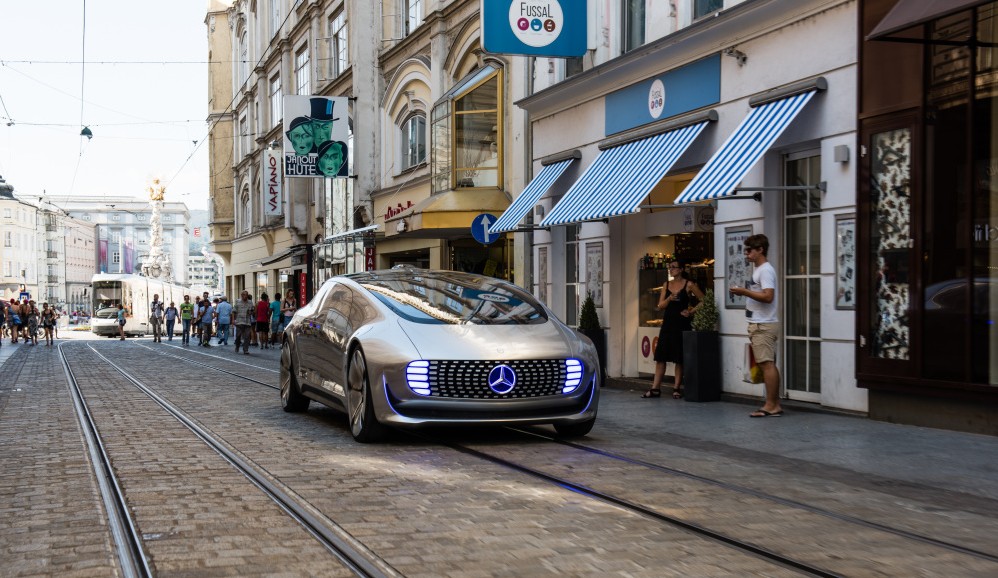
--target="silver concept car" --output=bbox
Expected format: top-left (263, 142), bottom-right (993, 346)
top-left (279, 268), bottom-right (601, 442)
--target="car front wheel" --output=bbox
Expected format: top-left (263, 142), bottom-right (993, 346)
top-left (280, 340), bottom-right (309, 412)
top-left (346, 347), bottom-right (387, 443)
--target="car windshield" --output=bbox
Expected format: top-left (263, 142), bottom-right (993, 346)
top-left (353, 272), bottom-right (547, 325)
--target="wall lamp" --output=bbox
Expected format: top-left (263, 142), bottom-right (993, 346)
top-left (723, 47), bottom-right (747, 66)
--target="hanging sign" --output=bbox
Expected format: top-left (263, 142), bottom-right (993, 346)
top-left (263, 149), bottom-right (283, 216)
top-left (481, 0), bottom-right (587, 57)
top-left (283, 96), bottom-right (350, 178)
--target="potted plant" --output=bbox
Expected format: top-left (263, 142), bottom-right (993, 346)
top-left (578, 292), bottom-right (606, 387)
top-left (682, 288), bottom-right (721, 401)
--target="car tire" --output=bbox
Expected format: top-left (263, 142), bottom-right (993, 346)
top-left (553, 417), bottom-right (596, 438)
top-left (280, 340), bottom-right (309, 413)
top-left (346, 347), bottom-right (387, 443)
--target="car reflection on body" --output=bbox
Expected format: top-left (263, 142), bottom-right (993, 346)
top-left (279, 268), bottom-right (601, 442)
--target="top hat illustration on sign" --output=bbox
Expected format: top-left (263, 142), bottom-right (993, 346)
top-left (308, 97), bottom-right (339, 122)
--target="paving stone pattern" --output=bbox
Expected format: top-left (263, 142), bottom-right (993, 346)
top-left (3, 336), bottom-right (998, 577)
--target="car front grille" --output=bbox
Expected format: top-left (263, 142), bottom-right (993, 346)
top-left (425, 359), bottom-right (569, 399)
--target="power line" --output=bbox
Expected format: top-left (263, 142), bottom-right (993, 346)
top-left (1, 59), bottom-right (253, 65)
top-left (166, 0), bottom-right (303, 189)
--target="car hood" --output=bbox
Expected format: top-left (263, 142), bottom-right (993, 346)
top-left (396, 318), bottom-right (589, 360)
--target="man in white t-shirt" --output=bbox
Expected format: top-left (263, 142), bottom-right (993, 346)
top-left (729, 234), bottom-right (783, 418)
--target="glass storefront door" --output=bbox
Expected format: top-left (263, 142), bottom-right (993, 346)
top-left (784, 151), bottom-right (822, 400)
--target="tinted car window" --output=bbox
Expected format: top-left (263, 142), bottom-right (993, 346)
top-left (350, 271), bottom-right (547, 325)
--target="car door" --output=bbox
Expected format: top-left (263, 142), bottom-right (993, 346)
top-left (320, 286), bottom-right (354, 394)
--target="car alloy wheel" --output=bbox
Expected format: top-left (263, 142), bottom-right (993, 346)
top-left (346, 347), bottom-right (386, 442)
top-left (280, 340), bottom-right (309, 412)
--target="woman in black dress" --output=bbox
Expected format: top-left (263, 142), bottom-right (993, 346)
top-left (642, 259), bottom-right (705, 398)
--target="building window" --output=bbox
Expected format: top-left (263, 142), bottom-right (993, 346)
top-left (693, 0), bottom-right (723, 20)
top-left (622, 0), bottom-right (645, 53)
top-left (331, 12), bottom-right (348, 78)
top-left (111, 213), bottom-right (121, 222)
top-left (3, 231), bottom-right (10, 247)
top-left (238, 115), bottom-right (248, 159)
top-left (270, 0), bottom-right (282, 38)
top-left (431, 64), bottom-right (503, 193)
top-left (83, 214), bottom-right (91, 221)
top-left (783, 151), bottom-right (822, 398)
top-left (2, 208), bottom-right (10, 218)
top-left (270, 74), bottom-right (282, 127)
top-left (401, 114), bottom-right (426, 170)
top-left (112, 251), bottom-right (121, 265)
top-left (404, 0), bottom-right (423, 36)
top-left (137, 213), bottom-right (147, 221)
top-left (295, 47), bottom-right (310, 95)
top-left (240, 190), bottom-right (251, 233)
top-left (239, 29), bottom-right (249, 87)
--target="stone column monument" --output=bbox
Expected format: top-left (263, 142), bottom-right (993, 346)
top-left (141, 179), bottom-right (174, 282)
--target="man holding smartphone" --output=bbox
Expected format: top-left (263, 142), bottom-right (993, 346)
top-left (729, 234), bottom-right (783, 418)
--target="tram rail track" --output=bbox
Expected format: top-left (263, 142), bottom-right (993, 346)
top-left (63, 341), bottom-right (398, 578)
top-left (114, 340), bottom-right (998, 576)
top-left (57, 342), bottom-right (152, 578)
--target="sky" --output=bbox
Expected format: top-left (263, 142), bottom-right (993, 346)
top-left (0, 1), bottom-right (212, 211)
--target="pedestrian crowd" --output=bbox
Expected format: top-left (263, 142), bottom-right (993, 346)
top-left (147, 290), bottom-right (297, 354)
top-left (0, 298), bottom-right (61, 347)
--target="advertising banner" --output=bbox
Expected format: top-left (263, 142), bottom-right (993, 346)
top-left (282, 96), bottom-right (350, 178)
top-left (263, 148), bottom-right (283, 216)
top-left (481, 0), bottom-right (587, 58)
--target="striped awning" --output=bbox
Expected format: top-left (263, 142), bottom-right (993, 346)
top-left (539, 121), bottom-right (708, 227)
top-left (490, 156), bottom-right (577, 233)
top-left (674, 90), bottom-right (817, 205)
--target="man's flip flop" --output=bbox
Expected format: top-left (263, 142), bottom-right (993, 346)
top-left (749, 409), bottom-right (784, 418)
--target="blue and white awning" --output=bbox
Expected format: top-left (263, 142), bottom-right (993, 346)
top-left (674, 90), bottom-right (817, 205)
top-left (539, 122), bottom-right (708, 227)
top-left (490, 157), bottom-right (576, 233)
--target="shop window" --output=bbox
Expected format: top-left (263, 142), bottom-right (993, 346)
top-left (784, 152), bottom-right (822, 397)
top-left (430, 64), bottom-right (502, 193)
top-left (401, 114), bottom-right (426, 170)
top-left (565, 225), bottom-right (580, 326)
top-left (869, 128), bottom-right (912, 361)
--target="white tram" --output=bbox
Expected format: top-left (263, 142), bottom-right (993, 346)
top-left (90, 273), bottom-right (188, 337)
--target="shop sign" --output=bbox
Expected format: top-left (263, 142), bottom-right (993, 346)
top-left (299, 274), bottom-right (308, 307)
top-left (365, 246), bottom-right (376, 271)
top-left (481, 0), bottom-right (587, 58)
top-left (682, 207), bottom-right (715, 232)
top-left (385, 200), bottom-right (413, 220)
top-left (605, 54), bottom-right (720, 136)
top-left (263, 149), bottom-right (283, 217)
top-left (974, 223), bottom-right (998, 244)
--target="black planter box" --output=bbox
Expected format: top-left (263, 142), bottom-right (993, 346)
top-left (682, 330), bottom-right (721, 402)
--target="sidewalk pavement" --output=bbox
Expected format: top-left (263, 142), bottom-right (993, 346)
top-left (3, 334), bottom-right (995, 503)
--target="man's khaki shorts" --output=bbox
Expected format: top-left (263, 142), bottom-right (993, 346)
top-left (748, 322), bottom-right (779, 363)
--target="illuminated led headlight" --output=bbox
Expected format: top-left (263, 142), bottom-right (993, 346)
top-left (562, 358), bottom-right (583, 393)
top-left (406, 360), bottom-right (431, 396)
